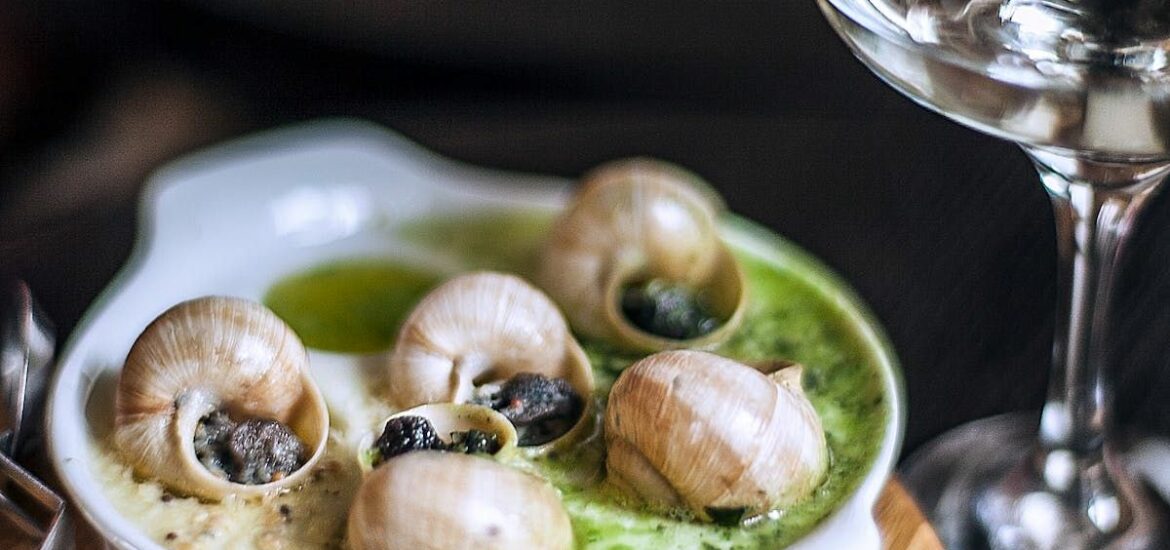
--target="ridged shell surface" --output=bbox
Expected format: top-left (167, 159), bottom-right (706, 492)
top-left (386, 272), bottom-right (582, 407)
top-left (386, 272), bottom-right (596, 456)
top-left (348, 452), bottom-right (573, 550)
top-left (537, 158), bottom-right (746, 352)
top-left (113, 296), bottom-right (329, 500)
top-left (604, 350), bottom-right (827, 522)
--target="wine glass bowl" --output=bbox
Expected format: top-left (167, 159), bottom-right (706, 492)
top-left (818, 0), bottom-right (1170, 548)
top-left (820, 0), bottom-right (1170, 161)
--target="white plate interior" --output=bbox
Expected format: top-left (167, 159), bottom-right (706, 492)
top-left (47, 119), bottom-right (904, 550)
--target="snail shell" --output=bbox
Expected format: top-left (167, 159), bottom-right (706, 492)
top-left (604, 350), bottom-right (828, 522)
top-left (537, 158), bottom-right (747, 352)
top-left (357, 402), bottom-right (519, 473)
top-left (348, 452), bottom-right (574, 550)
top-left (386, 271), bottom-right (595, 456)
top-left (113, 296), bottom-right (329, 500)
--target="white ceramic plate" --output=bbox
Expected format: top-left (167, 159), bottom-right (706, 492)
top-left (47, 119), bottom-right (905, 549)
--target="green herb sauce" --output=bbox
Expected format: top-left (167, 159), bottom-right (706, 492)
top-left (264, 260), bottom-right (441, 353)
top-left (266, 210), bottom-right (890, 549)
top-left (546, 251), bottom-right (888, 549)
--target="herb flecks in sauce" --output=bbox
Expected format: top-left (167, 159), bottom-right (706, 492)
top-left (93, 436), bottom-right (361, 548)
top-left (447, 429), bottom-right (501, 455)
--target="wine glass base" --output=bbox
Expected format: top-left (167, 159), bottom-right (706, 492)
top-left (901, 412), bottom-right (1170, 550)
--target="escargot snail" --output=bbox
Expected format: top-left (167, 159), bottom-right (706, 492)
top-left (537, 158), bottom-right (748, 353)
top-left (113, 296), bottom-right (329, 500)
top-left (386, 271), bottom-right (595, 455)
top-left (358, 402), bottom-right (519, 472)
top-left (604, 350), bottom-right (828, 524)
top-left (348, 452), bottom-right (573, 550)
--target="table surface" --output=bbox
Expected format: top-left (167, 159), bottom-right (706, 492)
top-left (6, 2), bottom-right (1170, 548)
top-left (877, 480), bottom-right (944, 550)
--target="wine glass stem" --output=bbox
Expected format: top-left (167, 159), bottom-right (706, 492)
top-left (1026, 146), bottom-right (1170, 525)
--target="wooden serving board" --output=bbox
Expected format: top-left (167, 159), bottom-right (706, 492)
top-left (877, 479), bottom-right (944, 550)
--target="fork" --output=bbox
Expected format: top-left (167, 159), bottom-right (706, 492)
top-left (1, 279), bottom-right (72, 549)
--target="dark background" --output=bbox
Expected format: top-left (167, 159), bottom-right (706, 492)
top-left (3, 1), bottom-right (1170, 460)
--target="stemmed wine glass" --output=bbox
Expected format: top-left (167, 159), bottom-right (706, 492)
top-left (817, 0), bottom-right (1170, 548)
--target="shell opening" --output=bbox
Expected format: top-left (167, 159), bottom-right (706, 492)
top-left (601, 246), bottom-right (747, 352)
top-left (619, 278), bottom-right (724, 340)
top-left (193, 409), bottom-right (307, 485)
top-left (384, 272), bottom-right (597, 457)
top-left (471, 372), bottom-right (584, 447)
top-left (360, 403), bottom-right (519, 473)
top-left (114, 296), bottom-right (331, 501)
top-left (159, 372), bottom-right (330, 499)
top-left (371, 415), bottom-right (501, 466)
top-left (537, 158), bottom-right (749, 353)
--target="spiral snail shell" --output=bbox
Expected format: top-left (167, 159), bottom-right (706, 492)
top-left (113, 296), bottom-right (329, 500)
top-left (537, 158), bottom-right (747, 353)
top-left (348, 452), bottom-right (573, 550)
top-left (386, 271), bottom-right (595, 456)
top-left (604, 350), bottom-right (828, 523)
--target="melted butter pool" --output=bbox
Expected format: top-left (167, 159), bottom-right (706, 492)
top-left (264, 261), bottom-right (440, 353)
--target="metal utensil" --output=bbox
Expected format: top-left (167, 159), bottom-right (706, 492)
top-left (0, 279), bottom-right (72, 549)
top-left (1, 279), bottom-right (55, 456)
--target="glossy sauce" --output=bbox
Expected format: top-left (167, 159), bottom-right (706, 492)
top-left (264, 261), bottom-right (439, 353)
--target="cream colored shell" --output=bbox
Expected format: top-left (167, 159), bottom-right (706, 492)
top-left (348, 452), bottom-right (573, 550)
top-left (537, 158), bottom-right (747, 352)
top-left (113, 296), bottom-right (329, 501)
top-left (386, 271), bottom-right (595, 455)
top-left (604, 350), bottom-right (828, 522)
